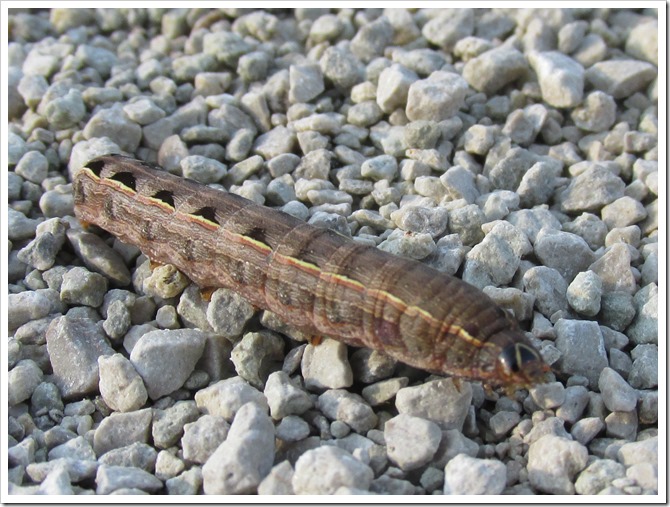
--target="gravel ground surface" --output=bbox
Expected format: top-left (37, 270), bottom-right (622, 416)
top-left (6, 7), bottom-right (660, 496)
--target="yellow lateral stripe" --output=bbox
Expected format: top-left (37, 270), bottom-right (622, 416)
top-left (232, 231), bottom-right (274, 255)
top-left (101, 177), bottom-right (137, 197)
top-left (143, 196), bottom-right (176, 212)
top-left (81, 166), bottom-right (101, 180)
top-left (180, 211), bottom-right (219, 231)
top-left (276, 253), bottom-right (322, 275)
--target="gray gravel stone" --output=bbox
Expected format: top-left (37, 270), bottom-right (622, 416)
top-left (558, 20), bottom-right (589, 53)
top-left (585, 60), bottom-right (656, 99)
top-left (301, 339), bottom-right (353, 391)
top-left (488, 410), bottom-right (521, 438)
top-left (318, 389), bottom-right (378, 434)
top-left (522, 266), bottom-right (568, 317)
top-left (202, 402), bottom-right (275, 494)
top-left (8, 436), bottom-right (37, 468)
top-left (289, 62), bottom-right (325, 104)
top-left (605, 410), bottom-right (638, 441)
top-left (534, 228), bottom-right (596, 283)
top-left (36, 463), bottom-right (75, 495)
top-left (123, 98), bottom-right (166, 125)
top-left (530, 381), bottom-right (566, 410)
top-left (83, 106), bottom-right (142, 153)
top-left (395, 378), bottom-right (471, 431)
top-left (155, 450), bottom-right (185, 481)
top-left (571, 91), bottom-right (617, 132)
top-left (554, 319), bottom-right (608, 388)
top-left (463, 221), bottom-right (531, 289)
top-left (348, 348), bottom-right (396, 384)
top-left (231, 331), bottom-right (284, 389)
top-left (130, 329), bottom-right (206, 400)
top-left (376, 63), bottom-right (418, 114)
top-left (378, 229), bottom-right (436, 261)
top-left (360, 377), bottom-right (409, 407)
top-left (360, 154), bottom-right (398, 181)
top-left (391, 205), bottom-right (449, 238)
top-left (93, 408), bottom-right (153, 457)
top-left (194, 376), bottom-right (268, 422)
top-left (257, 460), bottom-right (295, 495)
top-left (8, 359), bottom-right (43, 407)
top-left (575, 458), bottom-right (626, 494)
top-left (180, 155), bottom-right (226, 184)
top-left (46, 316), bottom-right (115, 399)
top-left (601, 196), bottom-right (647, 229)
top-left (96, 464), bottom-right (163, 495)
top-left (98, 353), bottom-right (147, 413)
top-left (527, 434), bottom-right (588, 494)
top-left (625, 19), bottom-right (658, 64)
top-left (8, 208), bottom-right (40, 241)
top-left (30, 380), bottom-right (64, 418)
top-left (17, 218), bottom-right (68, 271)
top-left (45, 89), bottom-right (86, 129)
top-left (571, 417), bottom-right (605, 446)
top-left (555, 385), bottom-right (590, 425)
top-left (444, 454), bottom-right (506, 495)
top-left (559, 164), bottom-right (626, 213)
top-left (588, 243), bottom-right (636, 295)
top-left (143, 96), bottom-right (208, 151)
top-left (440, 165), bottom-right (479, 204)
top-left (385, 414), bottom-right (441, 471)
top-left (462, 47), bottom-right (528, 95)
top-left (263, 371), bottom-right (313, 420)
top-left (626, 284), bottom-right (657, 344)
top-left (15, 150), bottom-right (49, 184)
top-left (98, 442), bottom-right (157, 472)
top-left (598, 367), bottom-right (638, 413)
top-left (142, 264), bottom-right (190, 299)
top-left (292, 446), bottom-right (373, 495)
top-left (66, 229), bottom-right (131, 287)
top-left (567, 270), bottom-right (603, 316)
top-left (351, 15), bottom-right (393, 63)
top-left (8, 290), bottom-right (54, 331)
top-left (152, 400), bottom-right (199, 449)
top-left (599, 292), bottom-right (636, 332)
top-left (276, 416), bottom-right (311, 442)
top-left (528, 51), bottom-right (584, 108)
top-left (406, 71), bottom-right (469, 122)
top-left (60, 266), bottom-right (108, 308)
top-left (422, 8), bottom-right (474, 52)
top-left (628, 344), bottom-right (658, 389)
top-left (181, 415), bottom-right (230, 464)
top-left (49, 435), bottom-right (96, 461)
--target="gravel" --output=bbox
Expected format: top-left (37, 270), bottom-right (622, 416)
top-left (6, 7), bottom-right (659, 497)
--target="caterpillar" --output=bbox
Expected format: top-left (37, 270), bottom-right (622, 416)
top-left (72, 154), bottom-right (550, 391)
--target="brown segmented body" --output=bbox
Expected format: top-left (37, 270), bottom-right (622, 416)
top-left (73, 154), bottom-right (549, 390)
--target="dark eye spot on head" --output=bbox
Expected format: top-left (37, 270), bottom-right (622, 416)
top-left (86, 158), bottom-right (106, 176)
top-left (499, 344), bottom-right (520, 373)
top-left (109, 172), bottom-right (136, 192)
top-left (192, 206), bottom-right (219, 225)
top-left (152, 190), bottom-right (175, 208)
top-left (499, 343), bottom-right (541, 374)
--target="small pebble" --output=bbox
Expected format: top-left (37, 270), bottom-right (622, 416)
top-left (444, 454), bottom-right (506, 495)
